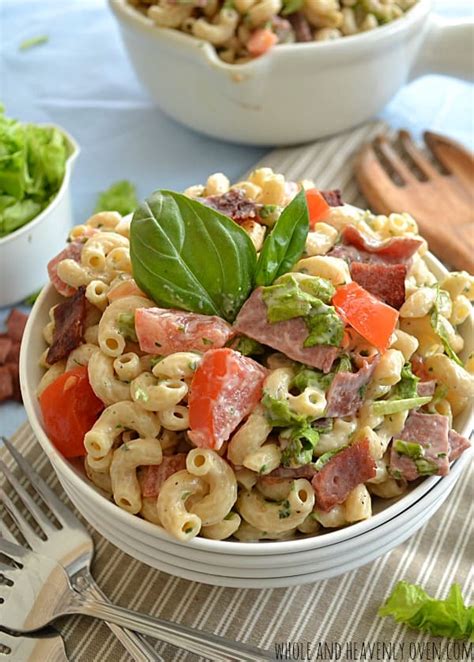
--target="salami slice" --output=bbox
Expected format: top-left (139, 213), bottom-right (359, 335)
top-left (350, 262), bottom-right (407, 310)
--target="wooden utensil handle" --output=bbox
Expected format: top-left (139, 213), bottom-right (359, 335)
top-left (415, 219), bottom-right (474, 273)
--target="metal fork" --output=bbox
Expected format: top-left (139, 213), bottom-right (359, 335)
top-left (0, 629), bottom-right (68, 662)
top-left (0, 537), bottom-right (272, 661)
top-left (0, 436), bottom-right (161, 662)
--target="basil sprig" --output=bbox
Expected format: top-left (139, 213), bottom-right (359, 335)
top-left (130, 190), bottom-right (257, 322)
top-left (255, 189), bottom-right (309, 287)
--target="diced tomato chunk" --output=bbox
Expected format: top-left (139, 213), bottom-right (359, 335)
top-left (247, 28), bottom-right (278, 56)
top-left (305, 189), bottom-right (330, 229)
top-left (135, 308), bottom-right (234, 355)
top-left (39, 366), bottom-right (104, 458)
top-left (188, 348), bottom-right (267, 450)
top-left (332, 281), bottom-right (398, 352)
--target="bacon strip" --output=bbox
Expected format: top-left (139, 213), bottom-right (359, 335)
top-left (47, 241), bottom-right (84, 297)
top-left (320, 189), bottom-right (343, 207)
top-left (339, 225), bottom-right (423, 264)
top-left (201, 189), bottom-right (260, 224)
top-left (46, 287), bottom-right (87, 364)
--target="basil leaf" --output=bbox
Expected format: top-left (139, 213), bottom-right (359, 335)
top-left (255, 189), bottom-right (309, 287)
top-left (430, 285), bottom-right (462, 366)
top-left (130, 190), bottom-right (257, 322)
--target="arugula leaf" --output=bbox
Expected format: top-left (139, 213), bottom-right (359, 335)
top-left (371, 396), bottom-right (432, 416)
top-left (430, 285), bottom-right (463, 366)
top-left (379, 582), bottom-right (473, 640)
top-left (394, 363), bottom-right (419, 399)
top-left (95, 180), bottom-right (138, 216)
top-left (255, 190), bottom-right (309, 286)
top-left (130, 190), bottom-right (257, 322)
top-left (280, 425), bottom-right (319, 467)
top-left (261, 393), bottom-right (307, 427)
top-left (393, 439), bottom-right (425, 460)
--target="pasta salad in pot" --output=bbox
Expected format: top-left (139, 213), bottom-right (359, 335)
top-left (37, 168), bottom-right (473, 542)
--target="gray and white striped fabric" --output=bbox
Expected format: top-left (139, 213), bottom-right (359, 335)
top-left (2, 124), bottom-right (472, 661)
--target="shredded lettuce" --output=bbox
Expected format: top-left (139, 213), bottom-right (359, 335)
top-left (292, 355), bottom-right (352, 395)
top-left (0, 107), bottom-right (70, 237)
top-left (394, 363), bottom-right (419, 399)
top-left (231, 336), bottom-right (265, 356)
top-left (379, 581), bottom-right (473, 640)
top-left (117, 312), bottom-right (138, 342)
top-left (430, 285), bottom-right (463, 366)
top-left (371, 396), bottom-right (432, 416)
top-left (393, 439), bottom-right (425, 460)
top-left (95, 180), bottom-right (138, 216)
top-left (260, 273), bottom-right (343, 347)
top-left (280, 425), bottom-right (319, 467)
top-left (261, 393), bottom-right (307, 427)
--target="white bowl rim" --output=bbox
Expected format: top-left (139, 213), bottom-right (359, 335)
top-left (108, 0), bottom-right (431, 73)
top-left (20, 250), bottom-right (473, 556)
top-left (0, 123), bottom-right (80, 246)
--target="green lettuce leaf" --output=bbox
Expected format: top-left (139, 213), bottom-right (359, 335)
top-left (255, 189), bottom-right (309, 286)
top-left (117, 312), bottom-right (138, 343)
top-left (0, 108), bottom-right (69, 237)
top-left (313, 447), bottom-right (345, 471)
top-left (19, 35), bottom-right (49, 50)
top-left (261, 393), bottom-right (307, 427)
top-left (394, 363), bottom-right (419, 399)
top-left (130, 190), bottom-right (257, 322)
top-left (430, 285), bottom-right (463, 366)
top-left (392, 439), bottom-right (425, 459)
top-left (230, 336), bottom-right (265, 356)
top-left (95, 180), bottom-right (138, 216)
top-left (280, 425), bottom-right (319, 467)
top-left (371, 396), bottom-right (432, 416)
top-left (379, 581), bottom-right (473, 640)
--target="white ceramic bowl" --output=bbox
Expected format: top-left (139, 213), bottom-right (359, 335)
top-left (109, 0), bottom-right (473, 145)
top-left (20, 248), bottom-right (473, 587)
top-left (0, 125), bottom-right (79, 307)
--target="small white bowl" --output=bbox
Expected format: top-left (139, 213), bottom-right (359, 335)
top-left (0, 125), bottom-right (79, 307)
top-left (109, 0), bottom-right (473, 145)
top-left (19, 246), bottom-right (473, 587)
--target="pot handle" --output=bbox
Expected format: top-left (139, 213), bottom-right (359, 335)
top-left (410, 14), bottom-right (474, 81)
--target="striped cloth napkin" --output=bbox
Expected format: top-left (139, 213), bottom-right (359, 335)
top-left (2, 121), bottom-right (472, 661)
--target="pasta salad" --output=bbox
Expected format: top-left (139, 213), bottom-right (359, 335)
top-left (128, 0), bottom-right (418, 63)
top-left (37, 168), bottom-right (473, 543)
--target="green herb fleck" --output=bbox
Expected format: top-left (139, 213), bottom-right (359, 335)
top-left (19, 35), bottom-right (49, 51)
top-left (117, 312), bottom-right (138, 342)
top-left (278, 500), bottom-right (291, 519)
top-left (201, 337), bottom-right (213, 345)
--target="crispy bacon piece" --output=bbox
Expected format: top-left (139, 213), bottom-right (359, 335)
top-left (201, 189), bottom-right (260, 224)
top-left (339, 225), bottom-right (423, 264)
top-left (288, 12), bottom-right (312, 42)
top-left (312, 439), bottom-right (376, 511)
top-left (0, 336), bottom-right (12, 364)
top-left (268, 465), bottom-right (316, 480)
top-left (350, 262), bottom-right (407, 310)
top-left (320, 189), bottom-right (343, 207)
top-left (46, 287), bottom-right (87, 365)
top-left (6, 309), bottom-right (28, 342)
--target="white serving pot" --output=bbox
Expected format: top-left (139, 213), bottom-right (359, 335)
top-left (0, 127), bottom-right (79, 307)
top-left (109, 0), bottom-right (473, 145)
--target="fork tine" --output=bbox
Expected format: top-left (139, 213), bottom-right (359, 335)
top-left (0, 459), bottom-right (56, 536)
top-left (0, 487), bottom-right (45, 549)
top-left (0, 520), bottom-right (18, 544)
top-left (373, 135), bottom-right (415, 184)
top-left (0, 536), bottom-right (30, 564)
top-left (1, 437), bottom-right (83, 530)
top-left (354, 142), bottom-right (400, 210)
top-left (398, 130), bottom-right (439, 179)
